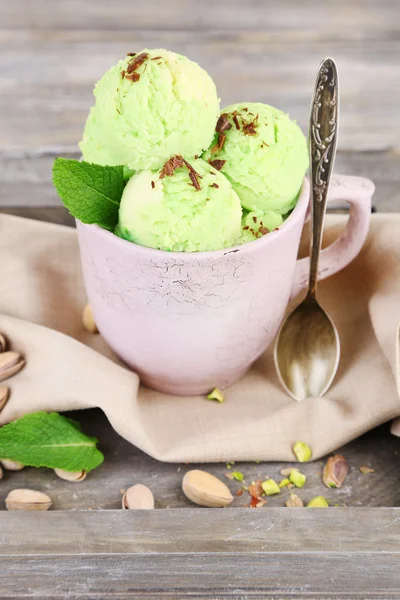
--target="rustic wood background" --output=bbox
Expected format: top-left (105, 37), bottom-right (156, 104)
top-left (1, 3), bottom-right (400, 596)
top-left (0, 0), bottom-right (399, 214)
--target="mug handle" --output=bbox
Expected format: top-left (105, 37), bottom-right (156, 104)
top-left (290, 174), bottom-right (375, 300)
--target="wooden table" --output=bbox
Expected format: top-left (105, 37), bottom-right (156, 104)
top-left (1, 0), bottom-right (400, 597)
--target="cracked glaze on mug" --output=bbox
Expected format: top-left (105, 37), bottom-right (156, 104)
top-left (76, 174), bottom-right (372, 395)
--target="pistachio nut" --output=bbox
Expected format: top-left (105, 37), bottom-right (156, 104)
top-left (0, 351), bottom-right (25, 382)
top-left (182, 470), bottom-right (233, 508)
top-left (278, 478), bottom-right (291, 488)
top-left (0, 386), bottom-right (10, 411)
top-left (0, 333), bottom-right (7, 353)
top-left (82, 304), bottom-right (99, 334)
top-left (54, 468), bottom-right (87, 482)
top-left (307, 495), bottom-right (329, 508)
top-left (289, 469), bottom-right (306, 488)
top-left (359, 466), bottom-right (375, 474)
top-left (6, 489), bottom-right (52, 511)
top-left (207, 388), bottom-right (224, 403)
top-left (292, 441), bottom-right (312, 463)
top-left (285, 493), bottom-right (304, 507)
top-left (323, 454), bottom-right (349, 488)
top-left (261, 479), bottom-right (280, 496)
top-left (0, 458), bottom-right (24, 471)
top-left (122, 484), bottom-right (155, 509)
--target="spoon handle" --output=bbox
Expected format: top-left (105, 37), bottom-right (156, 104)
top-left (307, 58), bottom-right (339, 298)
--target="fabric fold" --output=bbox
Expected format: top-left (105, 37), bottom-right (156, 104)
top-left (0, 213), bottom-right (399, 462)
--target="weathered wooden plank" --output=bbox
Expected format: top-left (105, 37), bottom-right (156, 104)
top-left (1, 0), bottom-right (399, 33)
top-left (1, 151), bottom-right (398, 211)
top-left (2, 553), bottom-right (400, 599)
top-left (0, 408), bottom-right (398, 510)
top-left (2, 508), bottom-right (400, 554)
top-left (0, 28), bottom-right (399, 152)
top-left (0, 509), bottom-right (399, 598)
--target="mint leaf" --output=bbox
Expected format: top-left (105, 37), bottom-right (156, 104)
top-left (52, 158), bottom-right (125, 230)
top-left (0, 412), bottom-right (104, 472)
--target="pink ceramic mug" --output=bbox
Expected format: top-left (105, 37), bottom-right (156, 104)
top-left (77, 174), bottom-right (374, 395)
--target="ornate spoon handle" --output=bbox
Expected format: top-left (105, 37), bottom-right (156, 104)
top-left (308, 58), bottom-right (339, 298)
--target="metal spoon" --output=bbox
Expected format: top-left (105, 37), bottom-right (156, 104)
top-left (274, 58), bottom-right (340, 401)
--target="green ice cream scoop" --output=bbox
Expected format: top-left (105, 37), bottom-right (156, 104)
top-left (203, 102), bottom-right (308, 215)
top-left (80, 49), bottom-right (220, 171)
top-left (116, 157), bottom-right (243, 252)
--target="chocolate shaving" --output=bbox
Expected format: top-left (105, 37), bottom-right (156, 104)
top-left (216, 114), bottom-right (232, 133)
top-left (243, 122), bottom-right (257, 135)
top-left (258, 224), bottom-right (269, 236)
top-left (151, 56), bottom-right (162, 60)
top-left (159, 155), bottom-right (202, 191)
top-left (232, 114), bottom-right (240, 130)
top-left (122, 52), bottom-right (149, 83)
top-left (182, 158), bottom-right (202, 190)
top-left (211, 132), bottom-right (226, 154)
top-left (126, 52), bottom-right (137, 57)
top-left (151, 181), bottom-right (155, 189)
top-left (209, 159), bottom-right (226, 171)
top-left (188, 170), bottom-right (201, 191)
top-left (126, 52), bottom-right (149, 73)
top-left (159, 155), bottom-right (185, 178)
top-left (211, 183), bottom-right (219, 188)
top-left (125, 72), bottom-right (140, 83)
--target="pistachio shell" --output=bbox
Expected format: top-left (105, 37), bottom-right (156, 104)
top-left (6, 489), bottom-right (52, 511)
top-left (182, 470), bottom-right (233, 508)
top-left (285, 493), bottom-right (304, 507)
top-left (0, 458), bottom-right (24, 471)
top-left (54, 468), bottom-right (87, 482)
top-left (0, 386), bottom-right (10, 411)
top-left (122, 484), bottom-right (154, 509)
top-left (323, 454), bottom-right (349, 488)
top-left (0, 351), bottom-right (25, 382)
top-left (0, 333), bottom-right (7, 352)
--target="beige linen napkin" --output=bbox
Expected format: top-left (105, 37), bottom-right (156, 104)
top-left (0, 213), bottom-right (399, 462)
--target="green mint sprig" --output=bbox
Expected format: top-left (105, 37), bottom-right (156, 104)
top-left (0, 412), bottom-right (104, 472)
top-left (52, 158), bottom-right (125, 230)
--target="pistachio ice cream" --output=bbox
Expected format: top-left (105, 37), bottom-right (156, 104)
top-left (203, 102), bottom-right (308, 238)
top-left (80, 49), bottom-right (220, 171)
top-left (116, 157), bottom-right (242, 252)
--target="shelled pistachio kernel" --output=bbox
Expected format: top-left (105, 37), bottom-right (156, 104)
top-left (278, 478), bottom-right (291, 488)
top-left (261, 479), bottom-right (280, 496)
top-left (292, 441), bottom-right (312, 462)
top-left (207, 388), bottom-right (224, 403)
top-left (289, 469), bottom-right (306, 488)
top-left (307, 496), bottom-right (329, 508)
top-left (82, 304), bottom-right (98, 334)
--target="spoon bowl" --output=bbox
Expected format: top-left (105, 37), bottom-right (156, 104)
top-left (274, 297), bottom-right (340, 401)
